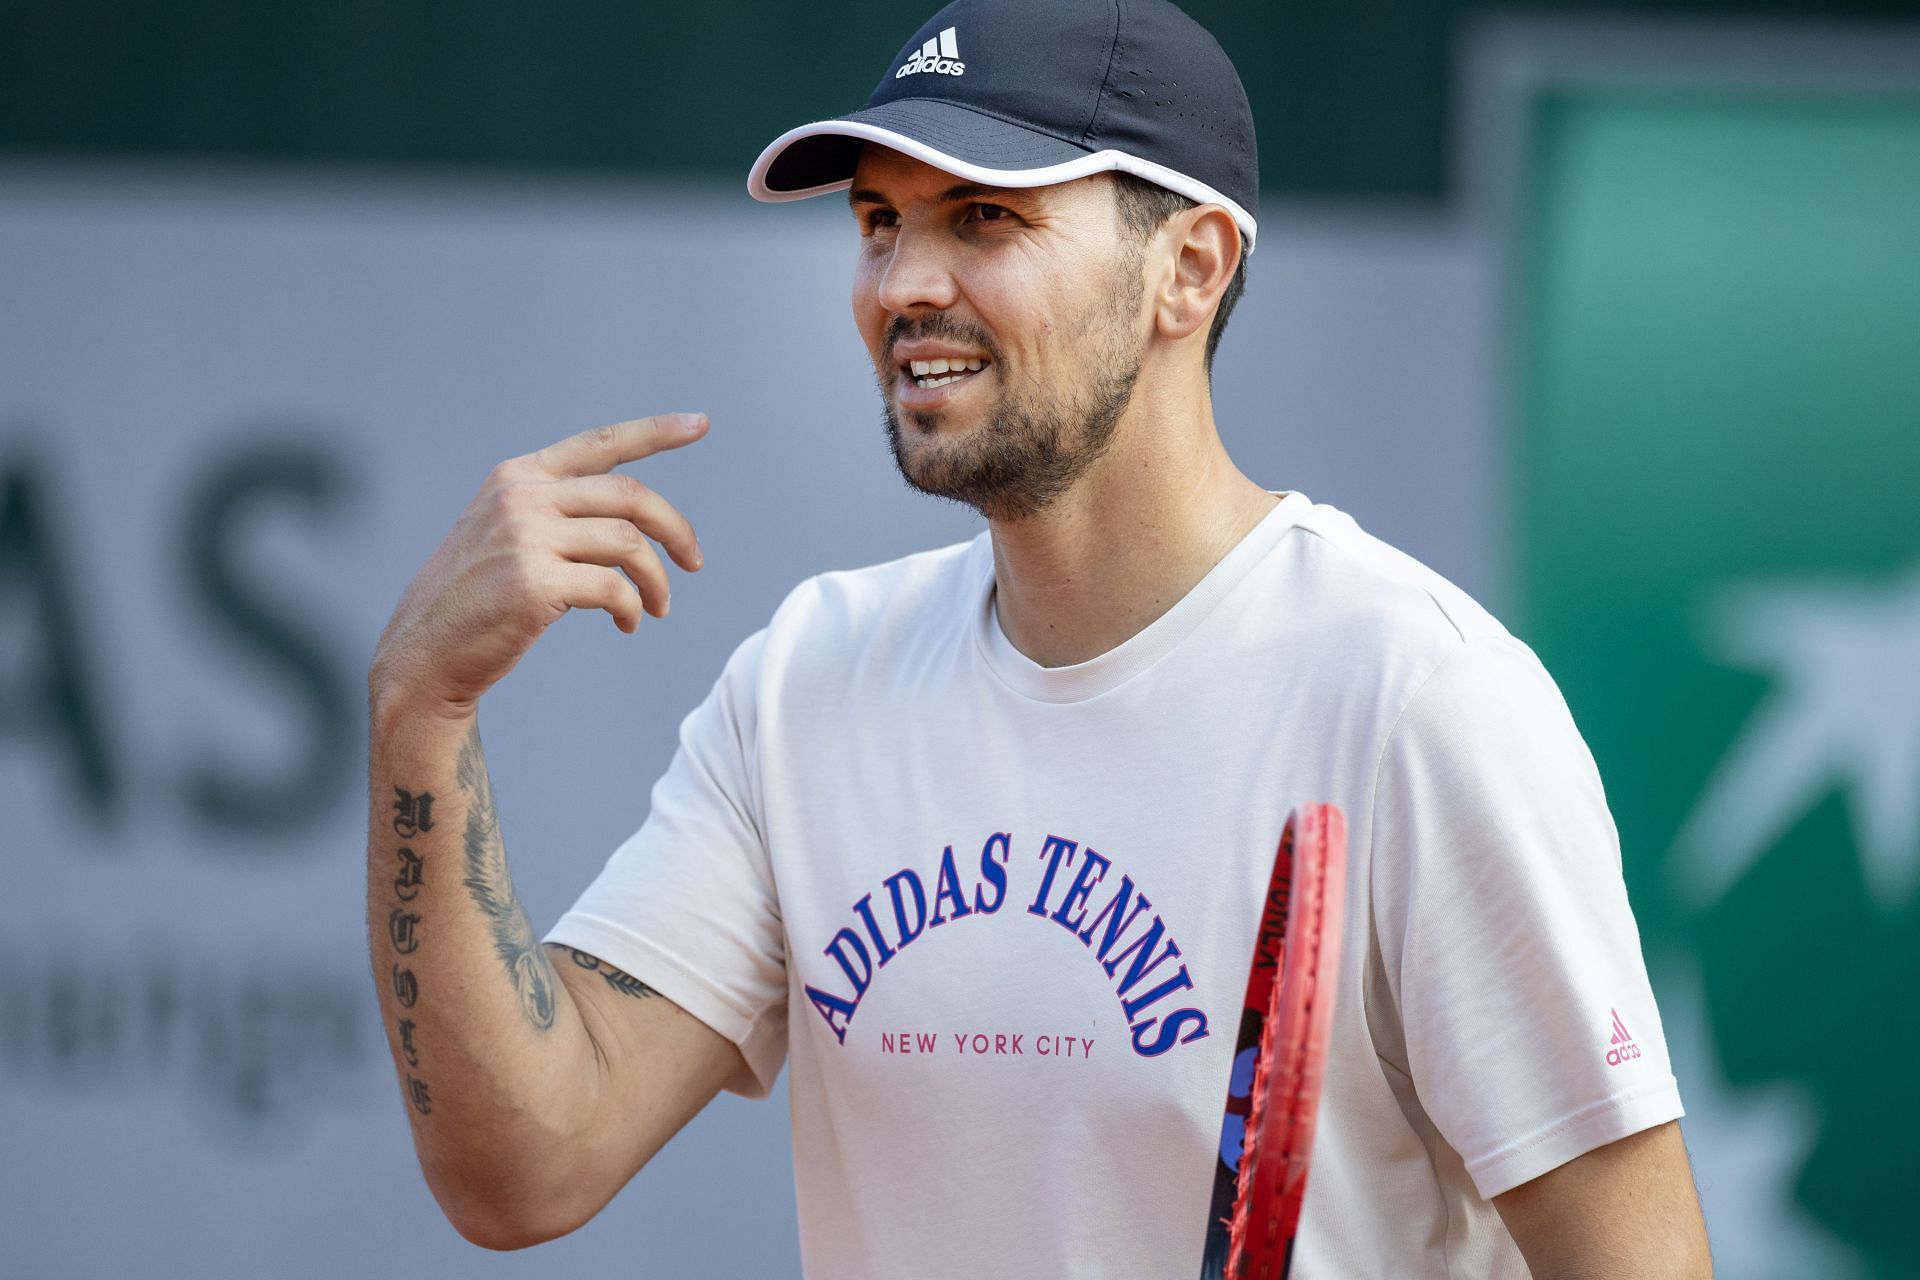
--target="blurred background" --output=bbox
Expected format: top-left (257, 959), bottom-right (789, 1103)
top-left (3, 1), bottom-right (1916, 1275)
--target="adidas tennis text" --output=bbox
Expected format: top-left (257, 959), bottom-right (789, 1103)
top-left (1605, 1007), bottom-right (1641, 1066)
top-left (896, 27), bottom-right (965, 78)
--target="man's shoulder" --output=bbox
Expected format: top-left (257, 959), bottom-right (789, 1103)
top-left (1275, 501), bottom-right (1579, 746)
top-left (1279, 498), bottom-right (1509, 653)
top-left (762, 534), bottom-right (986, 656)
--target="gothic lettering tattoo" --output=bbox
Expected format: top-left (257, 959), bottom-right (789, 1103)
top-left (397, 1017), bottom-right (420, 1066)
top-left (553, 944), bottom-right (660, 1000)
top-left (385, 786), bottom-right (436, 1122)
top-left (388, 907), bottom-right (422, 954)
top-left (393, 788), bottom-right (436, 838)
top-left (456, 724), bottom-right (557, 1031)
top-left (394, 846), bottom-right (424, 901)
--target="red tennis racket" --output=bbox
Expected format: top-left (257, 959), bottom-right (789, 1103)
top-left (1199, 803), bottom-right (1348, 1280)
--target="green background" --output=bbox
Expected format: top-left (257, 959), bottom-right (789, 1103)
top-left (1515, 89), bottom-right (1920, 1274)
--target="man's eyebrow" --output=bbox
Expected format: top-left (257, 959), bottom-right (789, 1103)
top-left (938, 182), bottom-right (1021, 203)
top-left (846, 183), bottom-right (1025, 208)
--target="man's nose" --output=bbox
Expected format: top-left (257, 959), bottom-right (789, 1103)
top-left (875, 226), bottom-right (961, 314)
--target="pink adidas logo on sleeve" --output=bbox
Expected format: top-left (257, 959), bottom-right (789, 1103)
top-left (1605, 1007), bottom-right (1641, 1066)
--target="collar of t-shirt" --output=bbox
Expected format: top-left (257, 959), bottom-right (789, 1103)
top-left (974, 490), bottom-right (1310, 705)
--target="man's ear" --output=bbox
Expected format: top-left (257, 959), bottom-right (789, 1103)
top-left (1154, 206), bottom-right (1240, 344)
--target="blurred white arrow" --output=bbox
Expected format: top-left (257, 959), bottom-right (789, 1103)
top-left (1676, 564), bottom-right (1920, 911)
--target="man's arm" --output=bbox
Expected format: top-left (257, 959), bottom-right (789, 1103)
top-left (366, 414), bottom-right (736, 1249)
top-left (1492, 1120), bottom-right (1712, 1278)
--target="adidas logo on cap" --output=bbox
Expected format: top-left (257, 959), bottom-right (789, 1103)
top-left (895, 26), bottom-right (965, 78)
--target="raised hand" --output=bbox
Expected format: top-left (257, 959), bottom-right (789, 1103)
top-left (371, 413), bottom-right (709, 715)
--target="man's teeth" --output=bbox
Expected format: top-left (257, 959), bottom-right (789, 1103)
top-left (908, 356), bottom-right (987, 388)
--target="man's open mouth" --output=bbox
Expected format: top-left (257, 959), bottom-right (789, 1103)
top-left (906, 357), bottom-right (990, 389)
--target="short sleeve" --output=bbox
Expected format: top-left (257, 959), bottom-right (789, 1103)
top-left (544, 629), bottom-right (788, 1097)
top-left (1368, 636), bottom-right (1684, 1198)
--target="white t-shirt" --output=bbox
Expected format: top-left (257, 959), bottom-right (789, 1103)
top-left (547, 493), bottom-right (1683, 1278)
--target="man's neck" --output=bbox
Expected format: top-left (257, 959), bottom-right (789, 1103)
top-left (987, 398), bottom-right (1279, 669)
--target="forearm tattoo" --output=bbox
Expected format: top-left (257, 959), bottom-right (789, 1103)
top-left (456, 723), bottom-right (558, 1031)
top-left (387, 788), bottom-right (435, 1116)
top-left (550, 944), bottom-right (660, 1000)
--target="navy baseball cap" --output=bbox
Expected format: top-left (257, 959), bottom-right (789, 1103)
top-left (747, 0), bottom-right (1260, 252)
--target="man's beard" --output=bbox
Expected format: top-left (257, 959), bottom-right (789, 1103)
top-left (878, 272), bottom-right (1144, 522)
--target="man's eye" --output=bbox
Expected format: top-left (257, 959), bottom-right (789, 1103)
top-left (969, 203), bottom-right (1012, 222)
top-left (860, 210), bottom-right (899, 232)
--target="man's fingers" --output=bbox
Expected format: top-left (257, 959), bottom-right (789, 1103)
top-left (550, 562), bottom-right (646, 633)
top-left (555, 519), bottom-right (673, 618)
top-left (529, 413), bottom-right (709, 479)
top-left (545, 473), bottom-right (704, 572)
top-left (474, 412), bottom-right (708, 639)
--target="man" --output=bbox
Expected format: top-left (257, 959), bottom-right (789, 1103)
top-left (366, 0), bottom-right (1713, 1274)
